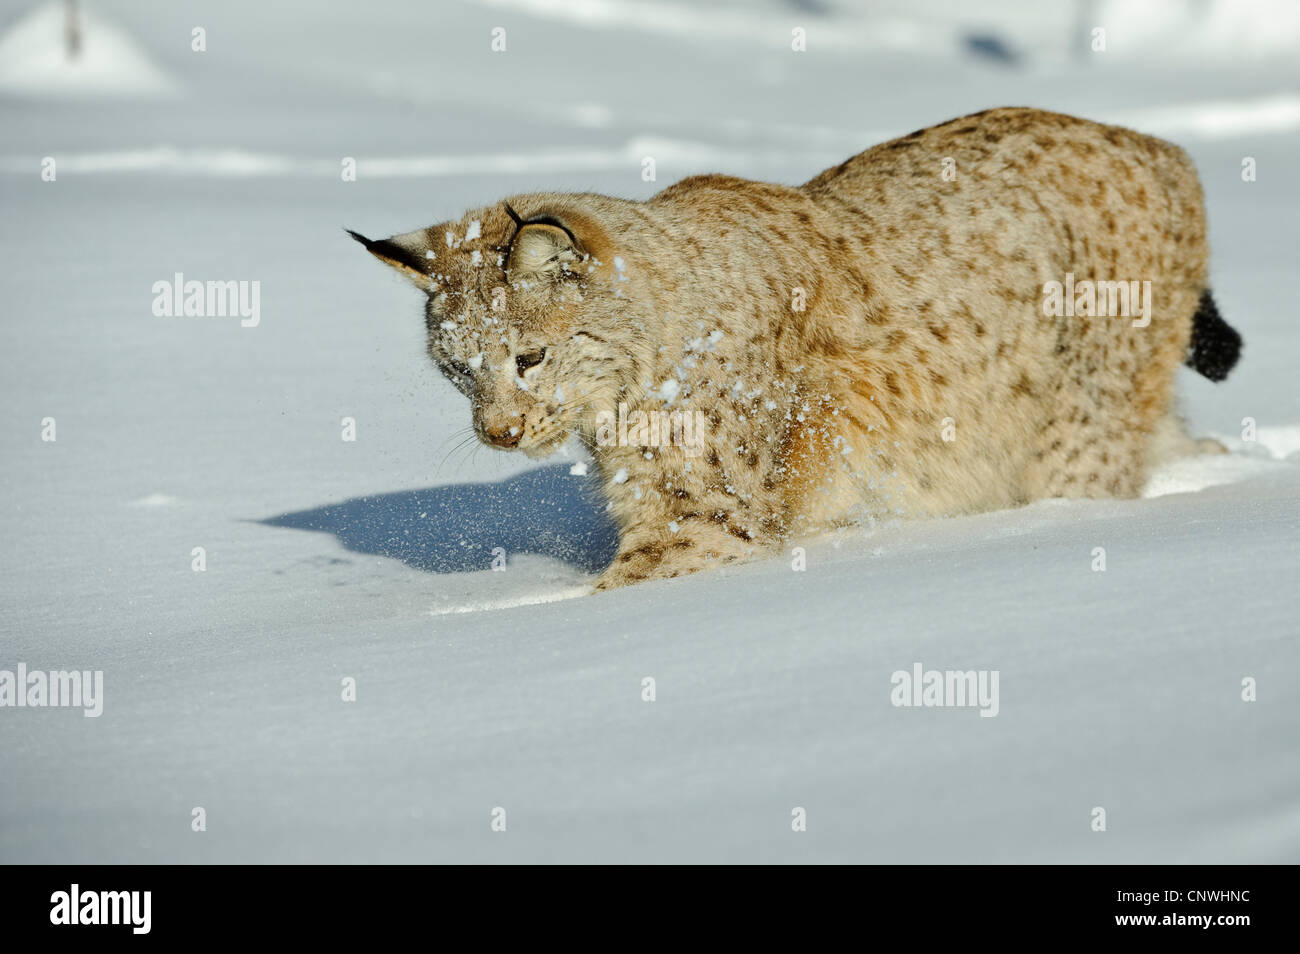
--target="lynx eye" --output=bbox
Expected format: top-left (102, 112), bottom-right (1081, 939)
top-left (516, 349), bottom-right (546, 376)
top-left (446, 359), bottom-right (472, 378)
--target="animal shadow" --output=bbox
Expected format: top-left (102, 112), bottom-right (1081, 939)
top-left (261, 464), bottom-right (618, 574)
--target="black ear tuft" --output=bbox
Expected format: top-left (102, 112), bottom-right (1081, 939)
top-left (347, 229), bottom-right (427, 275)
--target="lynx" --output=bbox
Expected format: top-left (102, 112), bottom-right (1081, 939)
top-left (351, 107), bottom-right (1241, 590)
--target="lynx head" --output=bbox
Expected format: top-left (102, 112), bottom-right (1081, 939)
top-left (351, 198), bottom-right (640, 458)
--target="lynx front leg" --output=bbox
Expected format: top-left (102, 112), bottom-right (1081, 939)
top-left (593, 512), bottom-right (764, 590)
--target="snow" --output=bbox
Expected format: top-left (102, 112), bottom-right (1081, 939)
top-left (0, 0), bottom-right (1297, 863)
top-left (0, 1), bottom-right (177, 98)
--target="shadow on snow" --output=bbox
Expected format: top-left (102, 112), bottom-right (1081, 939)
top-left (260, 463), bottom-right (618, 574)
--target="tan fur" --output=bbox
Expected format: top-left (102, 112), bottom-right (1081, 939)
top-left (358, 108), bottom-right (1218, 589)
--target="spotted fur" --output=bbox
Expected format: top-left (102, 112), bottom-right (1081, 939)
top-left (354, 107), bottom-right (1239, 590)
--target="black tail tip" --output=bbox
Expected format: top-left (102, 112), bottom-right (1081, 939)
top-left (1185, 290), bottom-right (1242, 382)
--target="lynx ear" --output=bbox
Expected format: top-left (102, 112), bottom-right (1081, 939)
top-left (507, 221), bottom-right (581, 277)
top-left (347, 228), bottom-right (429, 286)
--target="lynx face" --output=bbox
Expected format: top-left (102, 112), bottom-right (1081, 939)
top-left (351, 203), bottom-right (635, 458)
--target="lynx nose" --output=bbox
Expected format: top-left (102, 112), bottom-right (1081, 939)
top-left (481, 419), bottom-right (523, 448)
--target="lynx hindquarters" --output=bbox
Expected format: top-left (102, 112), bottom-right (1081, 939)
top-left (353, 107), bottom-right (1242, 590)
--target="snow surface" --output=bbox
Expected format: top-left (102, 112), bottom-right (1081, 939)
top-left (0, 0), bottom-right (1297, 863)
top-left (0, 1), bottom-right (176, 97)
